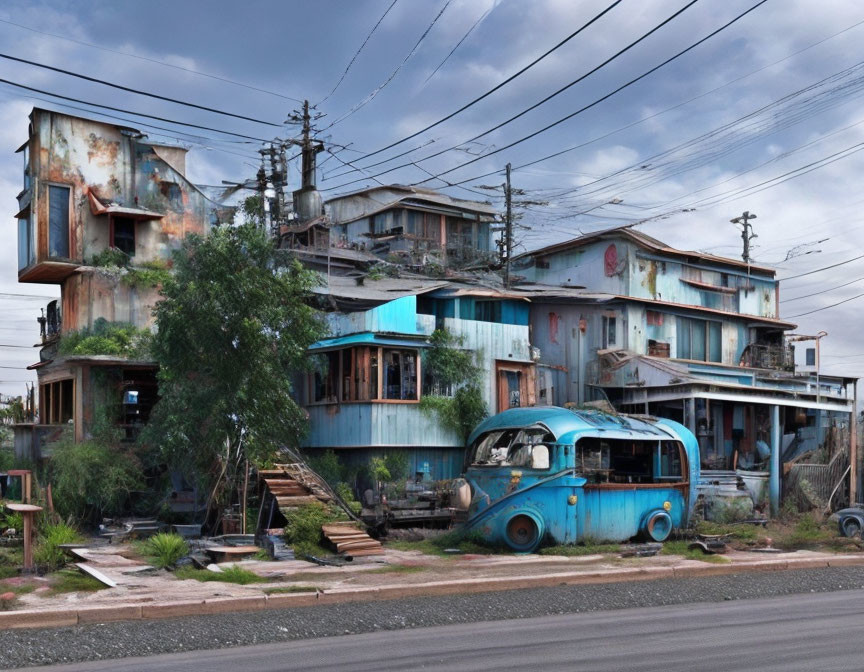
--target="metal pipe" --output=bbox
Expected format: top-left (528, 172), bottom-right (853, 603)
top-left (770, 404), bottom-right (781, 517)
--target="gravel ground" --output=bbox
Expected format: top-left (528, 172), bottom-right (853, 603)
top-left (5, 566), bottom-right (864, 669)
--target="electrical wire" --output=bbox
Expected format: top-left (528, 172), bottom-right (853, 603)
top-left (344, 0), bottom-right (623, 165)
top-left (786, 291), bottom-right (864, 318)
top-left (322, 0), bottom-right (453, 130)
top-left (782, 276), bottom-right (864, 303)
top-left (780, 253), bottom-right (864, 281)
top-left (410, 0), bottom-right (771, 188)
top-left (0, 16), bottom-right (304, 103)
top-left (0, 52), bottom-right (281, 127)
top-left (388, 13), bottom-right (864, 197)
top-left (421, 1), bottom-right (496, 85)
top-left (319, 0), bottom-right (399, 104)
top-left (0, 78), bottom-right (271, 142)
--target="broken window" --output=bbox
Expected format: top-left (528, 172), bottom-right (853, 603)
top-left (111, 216), bottom-right (136, 256)
top-left (48, 184), bottom-right (70, 258)
top-left (468, 426), bottom-right (554, 469)
top-left (40, 379), bottom-right (73, 425)
top-left (577, 438), bottom-right (686, 485)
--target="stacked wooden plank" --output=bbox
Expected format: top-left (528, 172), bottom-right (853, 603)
top-left (322, 524), bottom-right (384, 557)
top-left (258, 468), bottom-right (332, 510)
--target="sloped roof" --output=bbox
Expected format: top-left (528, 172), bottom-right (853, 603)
top-left (325, 184), bottom-right (497, 224)
top-left (514, 224), bottom-right (776, 276)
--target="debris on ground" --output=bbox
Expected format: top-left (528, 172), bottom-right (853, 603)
top-left (322, 524), bottom-right (384, 558)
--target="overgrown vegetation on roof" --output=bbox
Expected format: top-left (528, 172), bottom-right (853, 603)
top-left (89, 247), bottom-right (172, 288)
top-left (58, 318), bottom-right (153, 359)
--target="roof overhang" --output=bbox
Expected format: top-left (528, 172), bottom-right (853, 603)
top-left (87, 190), bottom-right (163, 220)
top-left (308, 332), bottom-right (430, 352)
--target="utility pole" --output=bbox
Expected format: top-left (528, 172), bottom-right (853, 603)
top-left (503, 162), bottom-right (512, 289)
top-left (730, 211), bottom-right (758, 263)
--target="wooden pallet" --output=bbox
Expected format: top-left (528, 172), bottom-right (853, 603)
top-left (322, 524), bottom-right (384, 557)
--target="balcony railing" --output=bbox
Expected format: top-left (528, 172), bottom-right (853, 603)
top-left (739, 343), bottom-right (793, 372)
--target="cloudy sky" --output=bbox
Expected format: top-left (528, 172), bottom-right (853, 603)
top-left (2, 0), bottom-right (864, 398)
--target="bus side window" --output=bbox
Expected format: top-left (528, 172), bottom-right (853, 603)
top-left (657, 441), bottom-right (683, 480)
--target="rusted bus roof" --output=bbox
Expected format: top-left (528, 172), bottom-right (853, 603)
top-left (514, 224), bottom-right (776, 276)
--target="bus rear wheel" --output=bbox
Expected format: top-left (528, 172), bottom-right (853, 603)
top-left (505, 513), bottom-right (542, 552)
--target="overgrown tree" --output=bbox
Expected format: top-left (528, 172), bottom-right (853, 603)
top-left (142, 221), bottom-right (326, 503)
top-left (420, 329), bottom-right (488, 442)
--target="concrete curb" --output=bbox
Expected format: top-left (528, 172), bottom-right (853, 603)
top-left (3, 554), bottom-right (864, 630)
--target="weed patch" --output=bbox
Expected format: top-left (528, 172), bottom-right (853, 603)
top-left (44, 569), bottom-right (105, 595)
top-left (385, 529), bottom-right (498, 557)
top-left (283, 502), bottom-right (348, 559)
top-left (174, 565), bottom-right (266, 585)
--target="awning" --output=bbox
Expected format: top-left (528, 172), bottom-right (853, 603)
top-left (308, 332), bottom-right (430, 352)
top-left (87, 190), bottom-right (163, 220)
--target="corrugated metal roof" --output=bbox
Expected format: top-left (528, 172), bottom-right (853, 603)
top-left (514, 224), bottom-right (776, 276)
top-left (309, 332), bottom-right (431, 351)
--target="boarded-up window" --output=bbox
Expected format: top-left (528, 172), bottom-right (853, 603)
top-left (676, 317), bottom-right (721, 363)
top-left (49, 185), bottom-right (70, 258)
top-left (40, 379), bottom-right (73, 424)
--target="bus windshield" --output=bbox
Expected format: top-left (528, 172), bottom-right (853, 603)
top-left (469, 426), bottom-right (555, 469)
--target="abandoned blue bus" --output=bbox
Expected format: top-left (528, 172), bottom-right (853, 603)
top-left (460, 407), bottom-right (700, 551)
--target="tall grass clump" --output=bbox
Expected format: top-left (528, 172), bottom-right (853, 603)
top-left (137, 532), bottom-right (189, 568)
top-left (33, 522), bottom-right (83, 570)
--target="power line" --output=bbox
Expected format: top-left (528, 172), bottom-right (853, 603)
top-left (422, 1), bottom-right (496, 85)
top-left (389, 13), bottom-right (864, 197)
top-left (787, 291), bottom-right (864, 318)
top-left (411, 0), bottom-right (770, 188)
top-left (323, 0), bottom-right (453, 130)
top-left (0, 17), bottom-right (304, 103)
top-left (0, 52), bottom-right (281, 127)
top-left (319, 0), bottom-right (399, 104)
top-left (0, 78), bottom-right (271, 142)
top-left (0, 86), bottom-right (263, 162)
top-left (347, 0), bottom-right (624, 164)
top-left (0, 344), bottom-right (34, 349)
top-left (780, 253), bottom-right (864, 281)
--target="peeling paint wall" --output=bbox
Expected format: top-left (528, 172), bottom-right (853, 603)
top-left (24, 108), bottom-right (217, 271)
top-left (62, 271), bottom-right (160, 332)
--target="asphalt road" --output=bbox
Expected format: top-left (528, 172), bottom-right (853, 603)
top-left (19, 588), bottom-right (864, 672)
top-left (7, 565), bottom-right (864, 670)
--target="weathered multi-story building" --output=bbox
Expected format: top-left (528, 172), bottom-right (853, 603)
top-left (299, 274), bottom-right (536, 481)
top-left (13, 108), bottom-right (227, 458)
top-left (513, 225), bottom-right (858, 512)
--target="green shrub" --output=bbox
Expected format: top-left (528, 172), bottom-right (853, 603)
top-left (58, 318), bottom-right (153, 359)
top-left (1, 510), bottom-right (23, 534)
top-left (137, 532), bottom-right (189, 568)
top-left (90, 247), bottom-right (130, 268)
top-left (123, 261), bottom-right (172, 288)
top-left (33, 523), bottom-right (82, 570)
top-left (383, 452), bottom-right (410, 482)
top-left (306, 449), bottom-right (343, 486)
top-left (49, 430), bottom-right (145, 522)
top-left (283, 502), bottom-right (348, 558)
